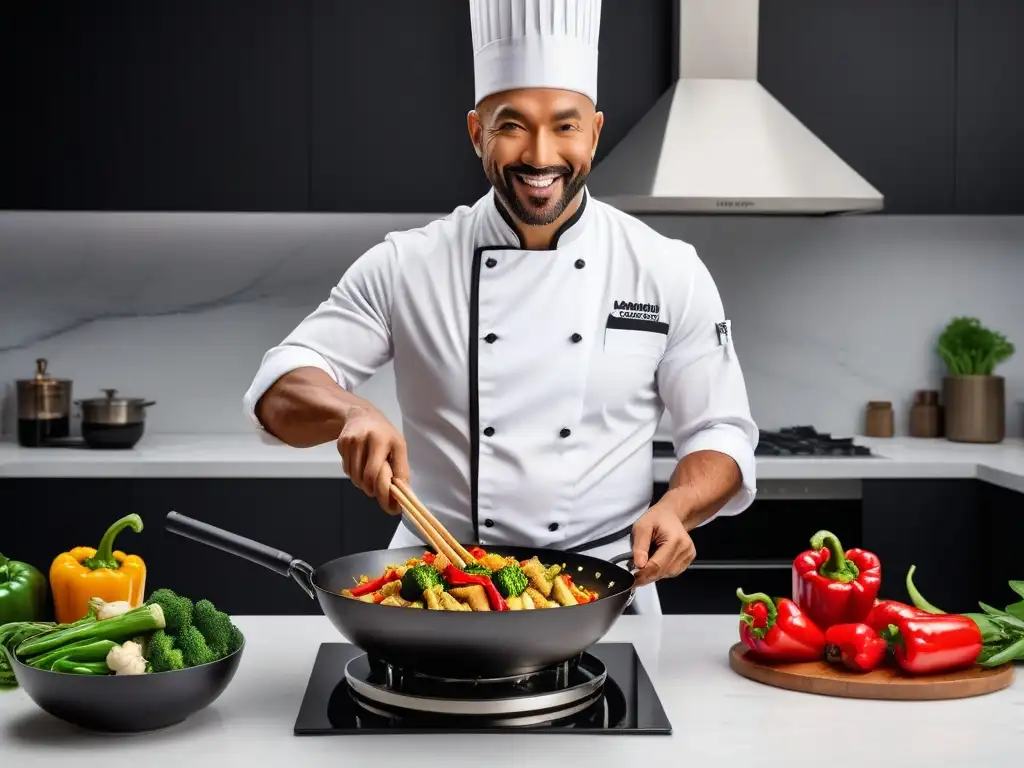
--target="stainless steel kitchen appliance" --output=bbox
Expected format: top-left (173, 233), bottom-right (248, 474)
top-left (16, 358), bottom-right (72, 447)
top-left (292, 642), bottom-right (671, 734)
top-left (76, 388), bottom-right (156, 449)
top-left (654, 425), bottom-right (875, 458)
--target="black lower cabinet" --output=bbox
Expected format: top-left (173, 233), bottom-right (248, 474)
top-left (1, 476), bottom-right (1017, 617)
top-left (861, 479), bottom-right (982, 614)
top-left (979, 482), bottom-right (1024, 608)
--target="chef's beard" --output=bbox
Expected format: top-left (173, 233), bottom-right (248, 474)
top-left (488, 161), bottom-right (589, 227)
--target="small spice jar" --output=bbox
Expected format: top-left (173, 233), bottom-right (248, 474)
top-left (909, 390), bottom-right (943, 438)
top-left (865, 401), bottom-right (894, 437)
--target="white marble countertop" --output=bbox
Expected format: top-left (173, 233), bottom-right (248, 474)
top-left (1, 432), bottom-right (1023, 494)
top-left (0, 615), bottom-right (1018, 767)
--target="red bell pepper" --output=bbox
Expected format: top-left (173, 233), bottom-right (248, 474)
top-left (421, 552), bottom-right (436, 565)
top-left (737, 589), bottom-right (826, 662)
top-left (350, 569), bottom-right (400, 597)
top-left (443, 565), bottom-right (508, 611)
top-left (865, 599), bottom-right (930, 635)
top-left (886, 614), bottom-right (983, 675)
top-left (468, 547), bottom-right (487, 561)
top-left (792, 530), bottom-right (882, 629)
top-left (824, 623), bottom-right (888, 672)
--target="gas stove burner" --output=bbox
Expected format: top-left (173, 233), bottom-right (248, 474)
top-left (344, 651), bottom-right (607, 718)
top-left (755, 426), bottom-right (874, 457)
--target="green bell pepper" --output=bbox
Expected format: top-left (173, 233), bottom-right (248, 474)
top-left (0, 551), bottom-right (49, 624)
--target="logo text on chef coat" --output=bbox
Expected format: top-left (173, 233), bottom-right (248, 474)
top-left (612, 300), bottom-right (661, 323)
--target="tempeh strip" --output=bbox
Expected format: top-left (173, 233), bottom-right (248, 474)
top-left (521, 559), bottom-right (553, 598)
top-left (450, 585), bottom-right (490, 611)
top-left (439, 592), bottom-right (470, 611)
top-left (551, 575), bottom-right (578, 606)
top-left (423, 586), bottom-right (443, 610)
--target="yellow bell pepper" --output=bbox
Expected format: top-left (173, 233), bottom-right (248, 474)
top-left (50, 514), bottom-right (147, 624)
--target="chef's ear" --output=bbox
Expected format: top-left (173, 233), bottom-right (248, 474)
top-left (591, 111), bottom-right (605, 159)
top-left (467, 110), bottom-right (484, 158)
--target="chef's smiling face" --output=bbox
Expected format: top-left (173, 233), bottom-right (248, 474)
top-left (468, 88), bottom-right (604, 229)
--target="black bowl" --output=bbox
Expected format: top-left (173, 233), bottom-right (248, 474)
top-left (4, 640), bottom-right (244, 733)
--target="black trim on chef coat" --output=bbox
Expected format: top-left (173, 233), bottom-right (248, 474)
top-left (468, 191), bottom-right (588, 543)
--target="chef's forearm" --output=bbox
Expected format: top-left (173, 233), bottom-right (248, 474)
top-left (254, 367), bottom-right (368, 447)
top-left (663, 450), bottom-right (743, 530)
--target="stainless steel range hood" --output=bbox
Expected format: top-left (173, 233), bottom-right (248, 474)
top-left (586, 0), bottom-right (884, 215)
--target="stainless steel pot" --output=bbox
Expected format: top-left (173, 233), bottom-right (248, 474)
top-left (75, 389), bottom-right (156, 449)
top-left (77, 389), bottom-right (156, 425)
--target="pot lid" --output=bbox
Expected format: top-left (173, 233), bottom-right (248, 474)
top-left (17, 358), bottom-right (69, 388)
top-left (79, 388), bottom-right (151, 407)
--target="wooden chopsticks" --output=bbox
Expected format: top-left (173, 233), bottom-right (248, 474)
top-left (390, 478), bottom-right (476, 569)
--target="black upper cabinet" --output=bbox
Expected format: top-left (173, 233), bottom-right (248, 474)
top-left (758, 0), bottom-right (958, 214)
top-left (955, 0), bottom-right (1024, 214)
top-left (309, 2), bottom-right (484, 213)
top-left (309, 0), bottom-right (673, 213)
top-left (0, 1), bottom-right (309, 211)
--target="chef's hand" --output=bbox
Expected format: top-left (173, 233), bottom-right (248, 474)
top-left (630, 502), bottom-right (697, 586)
top-left (336, 403), bottom-right (410, 515)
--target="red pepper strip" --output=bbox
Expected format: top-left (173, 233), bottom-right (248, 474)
top-left (824, 623), bottom-right (888, 672)
top-left (443, 565), bottom-right (508, 611)
top-left (792, 530), bottom-right (882, 629)
top-left (468, 547), bottom-right (487, 560)
top-left (737, 589), bottom-right (826, 662)
top-left (886, 614), bottom-right (983, 675)
top-left (864, 600), bottom-right (930, 635)
top-left (422, 552), bottom-right (436, 565)
top-left (350, 569), bottom-right (400, 597)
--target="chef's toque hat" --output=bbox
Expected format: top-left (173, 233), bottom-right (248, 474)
top-left (469, 0), bottom-right (602, 106)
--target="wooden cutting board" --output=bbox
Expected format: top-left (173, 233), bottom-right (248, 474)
top-left (729, 643), bottom-right (1015, 700)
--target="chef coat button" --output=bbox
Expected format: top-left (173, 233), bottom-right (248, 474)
top-left (485, 257), bottom-right (497, 268)
top-left (484, 333), bottom-right (498, 344)
top-left (571, 333), bottom-right (582, 343)
top-left (559, 428), bottom-right (571, 438)
top-left (484, 518), bottom-right (495, 528)
top-left (548, 522), bottom-right (559, 532)
top-left (484, 426), bottom-right (495, 437)
top-left (574, 259), bottom-right (585, 269)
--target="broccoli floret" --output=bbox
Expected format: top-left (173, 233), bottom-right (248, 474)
top-left (176, 625), bottom-right (216, 667)
top-left (145, 629), bottom-right (184, 672)
top-left (492, 564), bottom-right (529, 598)
top-left (461, 563), bottom-right (492, 577)
top-left (192, 599), bottom-right (237, 659)
top-left (146, 588), bottom-right (193, 634)
top-left (227, 624), bottom-right (244, 655)
top-left (400, 564), bottom-right (444, 602)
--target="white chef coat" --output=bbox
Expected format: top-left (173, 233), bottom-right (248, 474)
top-left (243, 188), bottom-right (759, 615)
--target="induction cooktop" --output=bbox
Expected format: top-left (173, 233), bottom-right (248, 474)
top-left (293, 642), bottom-right (672, 735)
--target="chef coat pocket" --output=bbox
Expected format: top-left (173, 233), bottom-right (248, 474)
top-left (603, 327), bottom-right (668, 359)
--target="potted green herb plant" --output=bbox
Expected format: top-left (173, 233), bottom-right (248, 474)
top-left (937, 316), bottom-right (1015, 443)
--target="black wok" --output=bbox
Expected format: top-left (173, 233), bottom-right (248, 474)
top-left (164, 511), bottom-right (636, 679)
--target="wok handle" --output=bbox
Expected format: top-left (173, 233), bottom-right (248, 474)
top-left (164, 511), bottom-right (316, 599)
top-left (608, 552), bottom-right (639, 611)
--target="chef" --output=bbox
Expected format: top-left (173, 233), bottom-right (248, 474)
top-left (242, 0), bottom-right (758, 615)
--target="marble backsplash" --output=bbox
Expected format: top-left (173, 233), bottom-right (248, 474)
top-left (1, 209), bottom-right (1022, 440)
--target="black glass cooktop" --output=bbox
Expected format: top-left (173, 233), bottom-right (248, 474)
top-left (293, 642), bottom-right (672, 735)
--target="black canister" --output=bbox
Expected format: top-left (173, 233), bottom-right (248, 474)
top-left (16, 358), bottom-right (72, 446)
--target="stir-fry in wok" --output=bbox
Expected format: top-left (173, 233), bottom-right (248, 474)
top-left (339, 548), bottom-right (600, 611)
